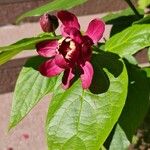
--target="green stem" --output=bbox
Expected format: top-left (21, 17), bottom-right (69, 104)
top-left (124, 0), bottom-right (141, 18)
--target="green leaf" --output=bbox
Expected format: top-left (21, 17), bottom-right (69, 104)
top-left (138, 0), bottom-right (150, 9)
top-left (0, 50), bottom-right (20, 65)
top-left (100, 146), bottom-right (107, 150)
top-left (0, 33), bottom-right (60, 65)
top-left (144, 67), bottom-right (150, 77)
top-left (103, 8), bottom-right (143, 24)
top-left (46, 53), bottom-right (128, 150)
top-left (0, 35), bottom-right (60, 52)
top-left (133, 15), bottom-right (150, 24)
top-left (108, 64), bottom-right (150, 149)
top-left (123, 55), bottom-right (138, 65)
top-left (118, 62), bottom-right (150, 141)
top-left (9, 56), bottom-right (62, 129)
top-left (105, 25), bottom-right (150, 57)
top-left (16, 0), bottom-right (88, 23)
top-left (143, 67), bottom-right (150, 87)
top-left (102, 8), bottom-right (143, 36)
top-left (109, 124), bottom-right (130, 150)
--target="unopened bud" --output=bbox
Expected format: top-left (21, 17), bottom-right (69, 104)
top-left (40, 14), bottom-right (59, 32)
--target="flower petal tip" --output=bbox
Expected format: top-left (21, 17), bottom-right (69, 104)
top-left (86, 18), bottom-right (105, 43)
top-left (36, 40), bottom-right (58, 57)
top-left (39, 59), bottom-right (64, 77)
top-left (57, 10), bottom-right (80, 30)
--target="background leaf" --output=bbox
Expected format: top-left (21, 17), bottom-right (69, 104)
top-left (123, 55), bottom-right (138, 65)
top-left (9, 56), bottom-right (62, 129)
top-left (105, 63), bottom-right (150, 150)
top-left (144, 67), bottom-right (150, 78)
top-left (0, 35), bottom-right (60, 52)
top-left (118, 62), bottom-right (150, 141)
top-left (143, 67), bottom-right (150, 87)
top-left (102, 8), bottom-right (143, 36)
top-left (109, 124), bottom-right (130, 150)
top-left (0, 50), bottom-right (20, 65)
top-left (133, 16), bottom-right (150, 24)
top-left (16, 0), bottom-right (88, 23)
top-left (103, 8), bottom-right (143, 24)
top-left (105, 25), bottom-right (150, 57)
top-left (46, 53), bottom-right (128, 150)
top-left (138, 0), bottom-right (150, 9)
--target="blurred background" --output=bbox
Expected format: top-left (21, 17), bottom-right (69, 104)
top-left (0, 0), bottom-right (130, 26)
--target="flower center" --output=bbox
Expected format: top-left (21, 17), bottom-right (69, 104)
top-left (58, 37), bottom-right (77, 61)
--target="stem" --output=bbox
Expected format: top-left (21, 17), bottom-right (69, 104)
top-left (124, 0), bottom-right (141, 18)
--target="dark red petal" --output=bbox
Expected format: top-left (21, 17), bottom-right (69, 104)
top-left (62, 68), bottom-right (75, 89)
top-left (63, 27), bottom-right (82, 43)
top-left (60, 25), bottom-right (68, 37)
top-left (86, 19), bottom-right (105, 43)
top-left (39, 58), bottom-right (64, 77)
top-left (81, 35), bottom-right (93, 61)
top-left (57, 11), bottom-right (80, 29)
top-left (80, 61), bottom-right (94, 89)
top-left (55, 54), bottom-right (69, 69)
top-left (36, 40), bottom-right (58, 57)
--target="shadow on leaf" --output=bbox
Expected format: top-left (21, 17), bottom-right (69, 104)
top-left (104, 61), bottom-right (150, 149)
top-left (118, 60), bottom-right (150, 141)
top-left (25, 56), bottom-right (48, 70)
top-left (89, 67), bottom-right (110, 94)
top-left (90, 51), bottom-right (123, 94)
top-left (107, 15), bottom-right (142, 36)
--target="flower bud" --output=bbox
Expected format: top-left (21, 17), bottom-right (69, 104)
top-left (40, 14), bottom-right (59, 32)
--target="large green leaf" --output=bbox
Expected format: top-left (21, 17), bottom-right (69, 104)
top-left (118, 62), bottom-right (150, 141)
top-left (9, 56), bottom-right (62, 129)
top-left (138, 0), bottom-right (150, 9)
top-left (46, 53), bottom-right (128, 150)
top-left (109, 124), bottom-right (130, 150)
top-left (0, 35), bottom-right (60, 52)
top-left (16, 0), bottom-right (88, 23)
top-left (105, 25), bottom-right (150, 57)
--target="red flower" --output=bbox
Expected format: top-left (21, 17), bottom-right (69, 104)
top-left (36, 11), bottom-right (105, 89)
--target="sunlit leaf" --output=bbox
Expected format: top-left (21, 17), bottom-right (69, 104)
top-left (16, 0), bottom-right (88, 23)
top-left (138, 0), bottom-right (150, 9)
top-left (0, 35), bottom-right (60, 52)
top-left (105, 25), bottom-right (150, 57)
top-left (102, 8), bottom-right (143, 36)
top-left (109, 124), bottom-right (130, 150)
top-left (103, 8), bottom-right (143, 24)
top-left (46, 53), bottom-right (128, 150)
top-left (9, 56), bottom-right (62, 129)
top-left (0, 50), bottom-right (20, 65)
